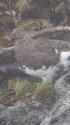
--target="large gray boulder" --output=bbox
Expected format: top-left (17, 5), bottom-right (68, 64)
top-left (0, 101), bottom-right (48, 125)
top-left (40, 71), bottom-right (70, 125)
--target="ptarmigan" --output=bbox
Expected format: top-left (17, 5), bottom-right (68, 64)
top-left (12, 28), bottom-right (70, 81)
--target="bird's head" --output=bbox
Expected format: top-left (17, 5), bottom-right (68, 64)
top-left (12, 28), bottom-right (26, 39)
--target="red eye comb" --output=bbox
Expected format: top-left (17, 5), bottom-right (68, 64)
top-left (17, 29), bottom-right (22, 33)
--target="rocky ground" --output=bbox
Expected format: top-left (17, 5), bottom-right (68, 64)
top-left (0, 1), bottom-right (70, 125)
top-left (0, 71), bottom-right (70, 125)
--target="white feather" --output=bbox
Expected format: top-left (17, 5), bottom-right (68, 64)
top-left (22, 65), bottom-right (59, 81)
top-left (20, 51), bottom-right (70, 81)
top-left (60, 51), bottom-right (70, 71)
top-left (55, 49), bottom-right (58, 54)
top-left (60, 51), bottom-right (70, 62)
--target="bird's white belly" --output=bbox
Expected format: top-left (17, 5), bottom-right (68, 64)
top-left (20, 51), bottom-right (70, 82)
top-left (22, 65), bottom-right (59, 81)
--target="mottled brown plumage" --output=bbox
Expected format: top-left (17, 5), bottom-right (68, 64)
top-left (12, 28), bottom-right (70, 70)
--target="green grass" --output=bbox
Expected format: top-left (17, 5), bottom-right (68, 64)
top-left (34, 78), bottom-right (53, 96)
top-left (0, 76), bottom-right (54, 105)
top-left (8, 77), bottom-right (32, 96)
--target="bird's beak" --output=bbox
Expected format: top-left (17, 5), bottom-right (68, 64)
top-left (11, 32), bottom-right (15, 38)
top-left (11, 32), bottom-right (15, 41)
top-left (11, 33), bottom-right (15, 41)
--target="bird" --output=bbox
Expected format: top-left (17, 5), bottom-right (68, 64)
top-left (12, 28), bottom-right (70, 81)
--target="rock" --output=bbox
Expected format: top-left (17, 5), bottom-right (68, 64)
top-left (1, 71), bottom-right (70, 125)
top-left (0, 101), bottom-right (48, 125)
top-left (54, 71), bottom-right (70, 97)
top-left (40, 71), bottom-right (70, 125)
top-left (40, 93), bottom-right (70, 125)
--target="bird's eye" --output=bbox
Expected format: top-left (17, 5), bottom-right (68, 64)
top-left (17, 29), bottom-right (22, 33)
